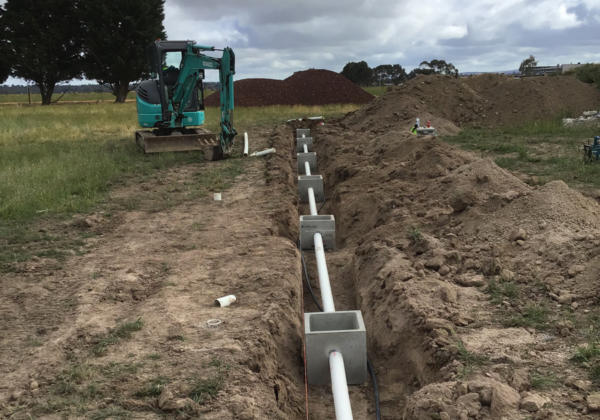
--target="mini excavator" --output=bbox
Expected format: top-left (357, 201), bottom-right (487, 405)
top-left (135, 40), bottom-right (236, 159)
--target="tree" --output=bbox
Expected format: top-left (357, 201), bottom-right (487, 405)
top-left (519, 55), bottom-right (537, 75)
top-left (419, 59), bottom-right (459, 77)
top-left (341, 61), bottom-right (373, 85)
top-left (80, 0), bottom-right (165, 103)
top-left (0, 6), bottom-right (12, 84)
top-left (3, 0), bottom-right (84, 104)
top-left (372, 64), bottom-right (407, 85)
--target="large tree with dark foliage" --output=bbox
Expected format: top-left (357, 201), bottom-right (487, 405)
top-left (418, 59), bottom-right (459, 77)
top-left (372, 64), bottom-right (407, 85)
top-left (341, 61), bottom-right (373, 85)
top-left (80, 0), bottom-right (165, 103)
top-left (0, 6), bottom-right (12, 84)
top-left (2, 0), bottom-right (84, 104)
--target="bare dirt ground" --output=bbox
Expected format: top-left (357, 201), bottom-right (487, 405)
top-left (0, 129), bottom-right (306, 419)
top-left (3, 74), bottom-right (600, 420)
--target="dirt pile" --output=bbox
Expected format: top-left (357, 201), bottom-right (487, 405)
top-left (308, 117), bottom-right (600, 418)
top-left (342, 73), bottom-right (600, 133)
top-left (205, 69), bottom-right (374, 107)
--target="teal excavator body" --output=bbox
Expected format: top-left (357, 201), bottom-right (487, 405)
top-left (135, 40), bottom-right (236, 158)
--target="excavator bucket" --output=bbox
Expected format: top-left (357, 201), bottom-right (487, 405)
top-left (135, 128), bottom-right (222, 160)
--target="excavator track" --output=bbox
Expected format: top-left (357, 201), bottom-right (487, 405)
top-left (135, 128), bottom-right (222, 160)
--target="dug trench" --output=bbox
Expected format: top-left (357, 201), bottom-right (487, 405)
top-left (299, 116), bottom-right (600, 419)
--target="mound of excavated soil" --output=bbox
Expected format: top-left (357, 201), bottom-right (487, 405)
top-left (306, 103), bottom-right (600, 418)
top-left (205, 69), bottom-right (374, 107)
top-left (342, 73), bottom-right (600, 133)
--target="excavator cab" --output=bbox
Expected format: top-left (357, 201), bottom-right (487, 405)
top-left (135, 40), bottom-right (236, 158)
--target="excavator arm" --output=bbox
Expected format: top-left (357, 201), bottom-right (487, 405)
top-left (170, 44), bottom-right (237, 154)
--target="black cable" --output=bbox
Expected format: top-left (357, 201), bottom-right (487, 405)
top-left (300, 249), bottom-right (323, 312)
top-left (367, 358), bottom-right (381, 420)
top-left (318, 197), bottom-right (328, 213)
top-left (298, 242), bottom-right (381, 419)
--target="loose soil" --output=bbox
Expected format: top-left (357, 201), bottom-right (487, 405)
top-left (205, 69), bottom-right (374, 107)
top-left (342, 73), bottom-right (600, 134)
top-left (303, 76), bottom-right (600, 418)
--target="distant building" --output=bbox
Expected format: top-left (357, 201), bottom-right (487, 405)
top-left (521, 63), bottom-right (586, 77)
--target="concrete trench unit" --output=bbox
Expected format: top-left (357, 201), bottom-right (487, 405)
top-left (295, 127), bottom-right (368, 420)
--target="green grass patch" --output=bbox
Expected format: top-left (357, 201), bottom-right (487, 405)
top-left (92, 318), bottom-right (143, 357)
top-left (572, 343), bottom-right (600, 364)
top-left (456, 340), bottom-right (488, 378)
top-left (188, 357), bottom-right (231, 404)
top-left (504, 304), bottom-right (550, 330)
top-left (571, 342), bottom-right (600, 384)
top-left (530, 371), bottom-right (560, 390)
top-left (443, 118), bottom-right (600, 191)
top-left (407, 225), bottom-right (422, 243)
top-left (362, 86), bottom-right (389, 96)
top-left (134, 376), bottom-right (170, 398)
top-left (486, 277), bottom-right (519, 304)
top-left (189, 376), bottom-right (223, 404)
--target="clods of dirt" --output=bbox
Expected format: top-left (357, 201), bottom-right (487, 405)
top-left (342, 73), bottom-right (600, 134)
top-left (307, 75), bottom-right (600, 418)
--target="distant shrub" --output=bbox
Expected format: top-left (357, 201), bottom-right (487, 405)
top-left (574, 64), bottom-right (600, 87)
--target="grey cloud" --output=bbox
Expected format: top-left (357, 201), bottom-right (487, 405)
top-left (165, 0), bottom-right (600, 80)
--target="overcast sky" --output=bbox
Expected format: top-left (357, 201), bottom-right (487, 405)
top-left (165, 0), bottom-right (600, 82)
top-left (4, 0), bottom-right (600, 85)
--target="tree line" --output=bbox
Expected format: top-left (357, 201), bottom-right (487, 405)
top-left (341, 59), bottom-right (459, 86)
top-left (0, 0), bottom-right (165, 104)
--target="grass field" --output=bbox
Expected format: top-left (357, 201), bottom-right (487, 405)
top-left (444, 119), bottom-right (600, 191)
top-left (0, 91), bottom-right (123, 104)
top-left (0, 102), bottom-right (357, 221)
top-left (362, 86), bottom-right (389, 96)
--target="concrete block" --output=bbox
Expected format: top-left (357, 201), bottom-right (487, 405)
top-left (305, 310), bottom-right (367, 385)
top-left (416, 127), bottom-right (436, 136)
top-left (296, 137), bottom-right (313, 152)
top-left (297, 152), bottom-right (317, 174)
top-left (300, 215), bottom-right (335, 250)
top-left (298, 175), bottom-right (324, 202)
top-left (296, 128), bottom-right (311, 137)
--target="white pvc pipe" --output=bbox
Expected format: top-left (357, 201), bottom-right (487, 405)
top-left (304, 160), bottom-right (311, 176)
top-left (330, 351), bottom-right (353, 420)
top-left (308, 187), bottom-right (318, 216)
top-left (243, 132), bottom-right (249, 156)
top-left (250, 147), bottom-right (276, 157)
top-left (303, 144), bottom-right (308, 153)
top-left (314, 233), bottom-right (335, 312)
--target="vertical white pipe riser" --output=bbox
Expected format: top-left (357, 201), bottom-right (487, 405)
top-left (303, 143), bottom-right (308, 153)
top-left (313, 233), bottom-right (335, 313)
top-left (308, 187), bottom-right (318, 216)
top-left (243, 132), bottom-right (249, 156)
top-left (330, 351), bottom-right (354, 420)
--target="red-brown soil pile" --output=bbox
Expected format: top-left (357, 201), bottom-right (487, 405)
top-left (343, 73), bottom-right (600, 133)
top-left (205, 69), bottom-right (374, 107)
